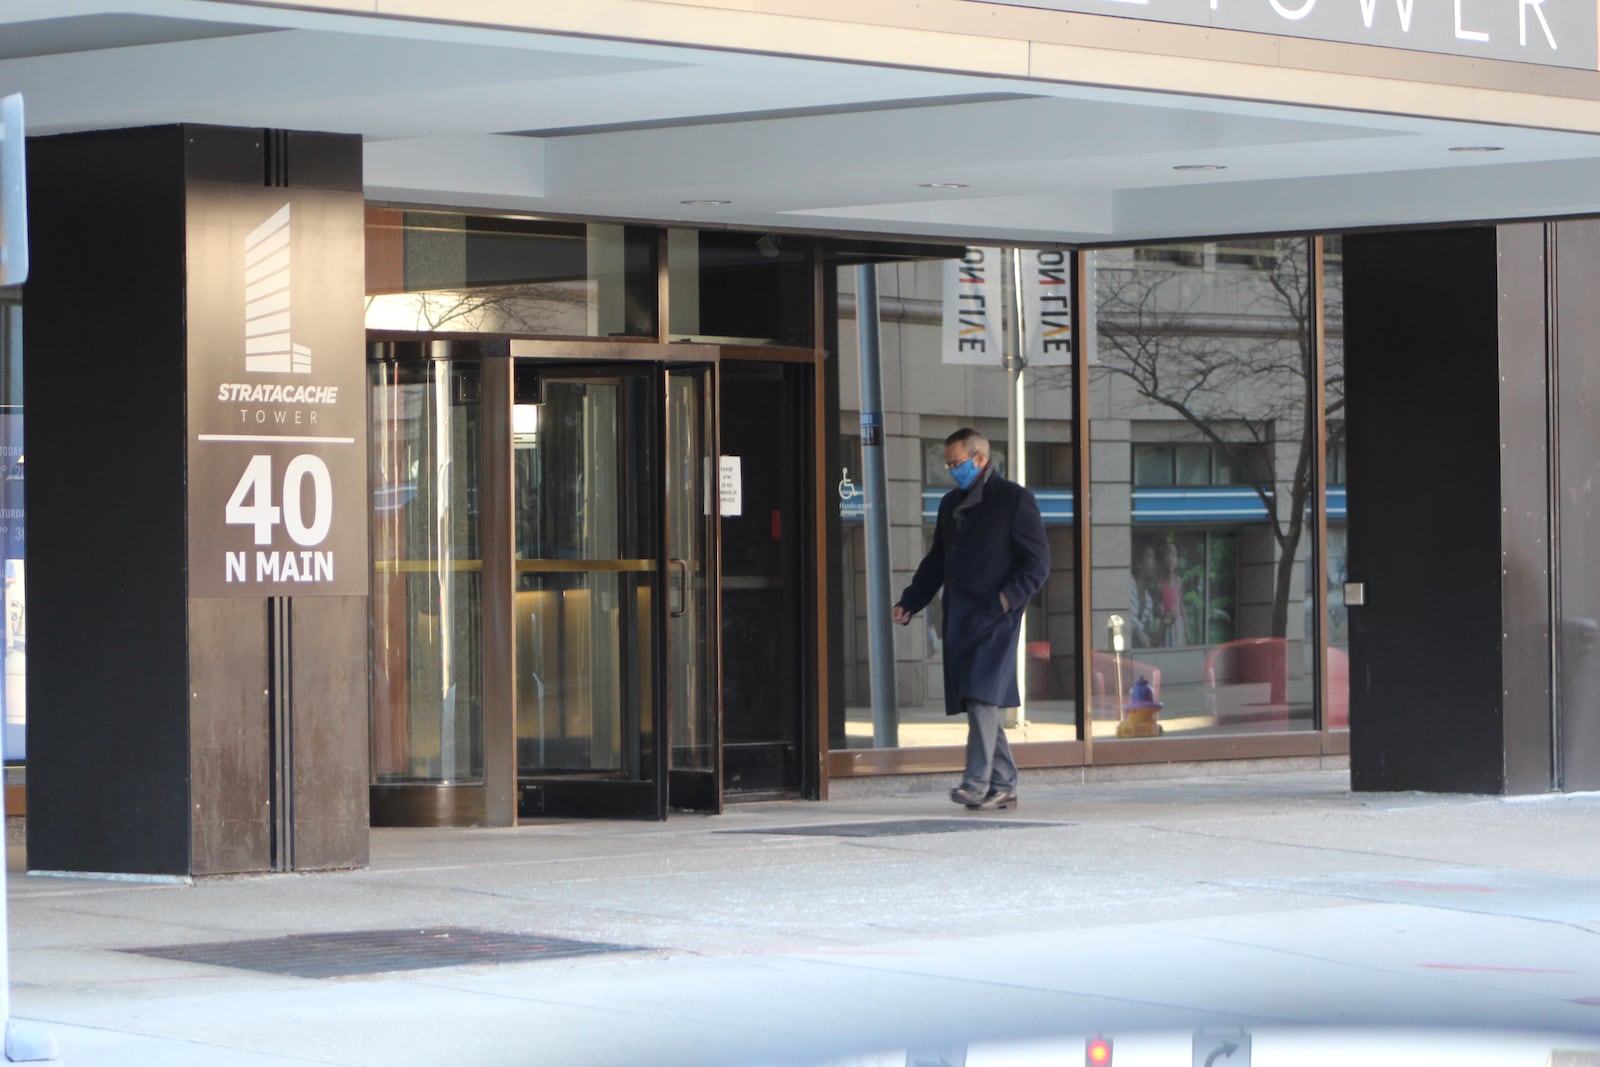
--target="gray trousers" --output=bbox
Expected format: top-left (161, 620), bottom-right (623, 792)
top-left (961, 700), bottom-right (1017, 794)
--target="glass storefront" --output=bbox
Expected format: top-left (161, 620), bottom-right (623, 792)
top-left (831, 236), bottom-right (1344, 756)
top-left (835, 252), bottom-right (1079, 748)
top-left (359, 208), bottom-right (1351, 802)
top-left (1088, 238), bottom-right (1316, 737)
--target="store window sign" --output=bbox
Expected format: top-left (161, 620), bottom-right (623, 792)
top-left (965, 0), bottom-right (1590, 69)
top-left (720, 455), bottom-right (743, 517)
top-left (839, 467), bottom-right (864, 520)
top-left (942, 248), bottom-right (1073, 368)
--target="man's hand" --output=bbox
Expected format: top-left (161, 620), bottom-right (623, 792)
top-left (892, 604), bottom-right (911, 626)
top-left (999, 592), bottom-right (1010, 612)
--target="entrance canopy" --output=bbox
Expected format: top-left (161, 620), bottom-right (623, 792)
top-left (5, 0), bottom-right (1600, 243)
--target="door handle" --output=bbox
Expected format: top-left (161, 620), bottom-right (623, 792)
top-left (670, 558), bottom-right (689, 617)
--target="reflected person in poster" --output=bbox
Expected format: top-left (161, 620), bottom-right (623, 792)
top-left (1128, 541), bottom-right (1158, 649)
top-left (1158, 539), bottom-right (1189, 647)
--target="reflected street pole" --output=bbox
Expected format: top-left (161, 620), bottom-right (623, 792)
top-left (1003, 249), bottom-right (1029, 727)
top-left (856, 265), bottom-right (899, 747)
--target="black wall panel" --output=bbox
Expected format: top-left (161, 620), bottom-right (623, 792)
top-left (25, 127), bottom-right (193, 873)
top-left (1345, 229), bottom-right (1507, 793)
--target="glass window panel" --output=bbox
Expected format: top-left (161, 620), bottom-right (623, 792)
top-left (832, 254), bottom-right (1078, 750)
top-left (1133, 444), bottom-right (1172, 486)
top-left (1215, 238), bottom-right (1280, 271)
top-left (1215, 442), bottom-right (1273, 486)
top-left (668, 229), bottom-right (812, 346)
top-left (1134, 244), bottom-right (1204, 268)
top-left (1175, 443), bottom-right (1211, 486)
top-left (1323, 235), bottom-right (1349, 730)
top-left (1212, 446), bottom-right (1238, 486)
top-left (369, 359), bottom-right (485, 784)
top-left (923, 440), bottom-right (949, 487)
top-left (839, 435), bottom-right (863, 494)
top-left (1047, 443), bottom-right (1075, 487)
top-left (666, 371), bottom-right (714, 776)
top-left (365, 210), bottom-right (657, 338)
top-left (1089, 237), bottom-right (1315, 738)
top-left (513, 371), bottom-right (657, 779)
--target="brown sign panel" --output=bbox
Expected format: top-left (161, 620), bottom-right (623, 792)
top-left (187, 184), bottom-right (367, 597)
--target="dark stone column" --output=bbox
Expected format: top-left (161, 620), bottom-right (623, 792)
top-left (1551, 220), bottom-right (1600, 791)
top-left (25, 125), bottom-right (368, 874)
top-left (1344, 226), bottom-right (1561, 794)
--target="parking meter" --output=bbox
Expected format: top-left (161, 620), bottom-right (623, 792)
top-left (1107, 614), bottom-right (1126, 653)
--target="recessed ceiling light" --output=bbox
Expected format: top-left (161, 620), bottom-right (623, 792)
top-left (1449, 145), bottom-right (1504, 152)
top-left (918, 182), bottom-right (969, 189)
top-left (1173, 164), bottom-right (1227, 172)
top-left (680, 199), bottom-right (731, 205)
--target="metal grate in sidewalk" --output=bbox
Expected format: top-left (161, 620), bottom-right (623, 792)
top-left (721, 818), bottom-right (1063, 838)
top-left (123, 927), bottom-right (641, 979)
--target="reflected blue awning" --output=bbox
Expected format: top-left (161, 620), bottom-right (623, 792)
top-left (841, 485), bottom-right (1347, 524)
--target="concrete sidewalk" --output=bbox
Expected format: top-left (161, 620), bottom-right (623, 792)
top-left (7, 769), bottom-right (1600, 1066)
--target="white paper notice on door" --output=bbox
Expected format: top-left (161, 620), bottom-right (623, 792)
top-left (719, 456), bottom-right (742, 517)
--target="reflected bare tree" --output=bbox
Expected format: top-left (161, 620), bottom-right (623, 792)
top-left (1070, 239), bottom-right (1343, 638)
top-left (365, 282), bottom-right (593, 335)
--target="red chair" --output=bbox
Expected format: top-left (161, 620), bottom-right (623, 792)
top-left (1326, 646), bottom-right (1350, 728)
top-left (1203, 637), bottom-right (1290, 725)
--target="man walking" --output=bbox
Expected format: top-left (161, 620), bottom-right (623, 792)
top-left (892, 428), bottom-right (1050, 810)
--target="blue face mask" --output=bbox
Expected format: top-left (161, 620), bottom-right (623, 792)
top-left (950, 456), bottom-right (981, 490)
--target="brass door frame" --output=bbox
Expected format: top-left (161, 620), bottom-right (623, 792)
top-left (494, 342), bottom-right (725, 823)
top-left (370, 336), bottom-right (820, 825)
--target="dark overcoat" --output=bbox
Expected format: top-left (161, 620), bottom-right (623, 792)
top-left (896, 468), bottom-right (1051, 716)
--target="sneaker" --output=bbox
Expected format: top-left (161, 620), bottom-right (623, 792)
top-left (974, 788), bottom-right (1018, 811)
top-left (949, 784), bottom-right (986, 807)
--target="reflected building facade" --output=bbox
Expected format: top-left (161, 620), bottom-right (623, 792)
top-left (835, 238), bottom-right (1350, 755)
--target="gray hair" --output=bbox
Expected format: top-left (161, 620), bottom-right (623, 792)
top-left (944, 427), bottom-right (989, 460)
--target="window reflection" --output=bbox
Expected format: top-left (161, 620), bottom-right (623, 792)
top-left (668, 229), bottom-right (811, 346)
top-left (1323, 235), bottom-right (1349, 730)
top-left (1090, 239), bottom-right (1317, 736)
top-left (364, 211), bottom-right (657, 338)
top-left (0, 295), bottom-right (22, 763)
top-left (834, 253), bottom-right (1078, 748)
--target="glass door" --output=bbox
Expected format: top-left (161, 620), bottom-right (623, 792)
top-left (666, 366), bottom-right (721, 811)
top-left (512, 363), bottom-right (666, 818)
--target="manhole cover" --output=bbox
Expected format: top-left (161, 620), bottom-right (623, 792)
top-left (723, 818), bottom-right (1063, 838)
top-left (124, 927), bottom-right (640, 978)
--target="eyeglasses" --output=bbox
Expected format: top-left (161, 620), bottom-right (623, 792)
top-left (944, 453), bottom-right (972, 470)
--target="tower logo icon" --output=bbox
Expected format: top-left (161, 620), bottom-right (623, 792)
top-left (243, 204), bottom-right (311, 374)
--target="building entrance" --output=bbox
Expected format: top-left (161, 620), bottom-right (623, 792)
top-left (511, 357), bottom-right (719, 818)
top-left (370, 339), bottom-right (825, 825)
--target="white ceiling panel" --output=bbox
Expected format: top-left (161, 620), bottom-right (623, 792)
top-left (4, 1), bottom-right (1600, 243)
